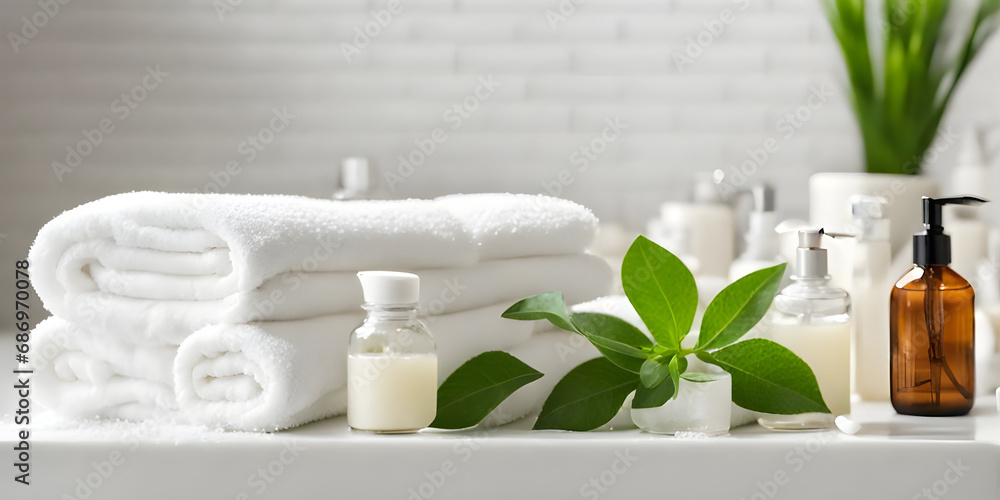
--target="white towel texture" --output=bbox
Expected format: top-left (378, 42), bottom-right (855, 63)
top-left (29, 192), bottom-right (611, 431)
top-left (52, 253), bottom-right (610, 345)
top-left (174, 304), bottom-right (534, 431)
top-left (32, 317), bottom-right (177, 421)
top-left (31, 192), bottom-right (599, 343)
top-left (31, 192), bottom-right (596, 315)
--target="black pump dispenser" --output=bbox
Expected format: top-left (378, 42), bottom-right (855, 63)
top-left (913, 196), bottom-right (988, 266)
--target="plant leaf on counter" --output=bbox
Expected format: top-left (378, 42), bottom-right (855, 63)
top-left (501, 292), bottom-right (575, 333)
top-left (639, 356), bottom-right (671, 389)
top-left (533, 358), bottom-right (638, 431)
top-left (698, 339), bottom-right (830, 415)
top-left (571, 311), bottom-right (651, 373)
top-left (632, 374), bottom-right (675, 409)
top-left (680, 372), bottom-right (721, 383)
top-left (431, 351), bottom-right (543, 430)
top-left (621, 235), bottom-right (697, 350)
top-left (696, 264), bottom-right (787, 350)
top-left (667, 355), bottom-right (685, 401)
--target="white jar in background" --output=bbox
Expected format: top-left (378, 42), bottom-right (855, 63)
top-left (648, 173), bottom-right (735, 278)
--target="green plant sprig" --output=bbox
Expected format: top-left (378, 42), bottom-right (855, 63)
top-left (430, 236), bottom-right (830, 432)
top-left (502, 236), bottom-right (830, 431)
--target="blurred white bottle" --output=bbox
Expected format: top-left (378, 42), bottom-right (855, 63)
top-left (647, 173), bottom-right (734, 278)
top-left (946, 129), bottom-right (990, 280)
top-left (729, 183), bottom-right (785, 281)
top-left (845, 195), bottom-right (892, 401)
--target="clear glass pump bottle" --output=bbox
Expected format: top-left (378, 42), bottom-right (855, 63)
top-left (348, 271), bottom-right (437, 433)
top-left (759, 229), bottom-right (851, 430)
top-left (890, 196), bottom-right (987, 417)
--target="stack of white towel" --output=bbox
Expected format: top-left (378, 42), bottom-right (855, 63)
top-left (29, 192), bottom-right (612, 431)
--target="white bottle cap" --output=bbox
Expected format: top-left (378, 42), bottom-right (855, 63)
top-left (341, 157), bottom-right (371, 192)
top-left (795, 228), bottom-right (828, 278)
top-left (357, 271), bottom-right (420, 305)
top-left (849, 195), bottom-right (890, 241)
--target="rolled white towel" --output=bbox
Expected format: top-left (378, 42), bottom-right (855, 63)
top-left (174, 303), bottom-right (535, 431)
top-left (74, 254), bottom-right (611, 344)
top-left (32, 317), bottom-right (178, 421)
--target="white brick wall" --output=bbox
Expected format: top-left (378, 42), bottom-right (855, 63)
top-left (1, 0), bottom-right (999, 285)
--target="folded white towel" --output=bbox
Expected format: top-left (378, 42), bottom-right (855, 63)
top-left (31, 191), bottom-right (596, 312)
top-left (73, 254), bottom-right (611, 342)
top-left (435, 193), bottom-right (598, 261)
top-left (31, 192), bottom-right (598, 341)
top-left (173, 303), bottom-right (535, 431)
top-left (32, 317), bottom-right (178, 421)
top-left (40, 254), bottom-right (608, 346)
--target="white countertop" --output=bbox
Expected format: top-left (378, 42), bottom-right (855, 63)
top-left (3, 398), bottom-right (1000, 500)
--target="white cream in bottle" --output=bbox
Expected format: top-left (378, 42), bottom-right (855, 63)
top-left (758, 229), bottom-right (851, 430)
top-left (348, 271), bottom-right (437, 433)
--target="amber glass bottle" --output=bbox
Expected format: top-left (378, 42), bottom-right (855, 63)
top-left (890, 264), bottom-right (974, 416)
top-left (889, 196), bottom-right (986, 417)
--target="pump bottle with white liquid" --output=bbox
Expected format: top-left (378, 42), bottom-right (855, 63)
top-left (758, 229), bottom-right (851, 430)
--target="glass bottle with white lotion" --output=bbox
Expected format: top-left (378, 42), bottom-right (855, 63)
top-left (348, 271), bottom-right (437, 433)
top-left (758, 229), bottom-right (851, 430)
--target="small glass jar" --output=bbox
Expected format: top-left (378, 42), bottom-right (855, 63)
top-left (630, 371), bottom-right (732, 436)
top-left (348, 271), bottom-right (437, 433)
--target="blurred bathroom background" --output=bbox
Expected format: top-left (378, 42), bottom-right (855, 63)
top-left (1, 0), bottom-right (999, 330)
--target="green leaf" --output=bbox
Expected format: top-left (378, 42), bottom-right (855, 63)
top-left (699, 339), bottom-right (830, 415)
top-left (502, 292), bottom-right (576, 333)
top-left (632, 376), bottom-right (675, 409)
top-left (821, 0), bottom-right (1000, 175)
top-left (431, 351), bottom-right (544, 430)
top-left (533, 358), bottom-right (639, 431)
top-left (696, 263), bottom-right (787, 351)
top-left (621, 235), bottom-right (697, 349)
top-left (681, 372), bottom-right (721, 383)
top-left (571, 312), bottom-right (651, 373)
top-left (667, 355), bottom-right (685, 401)
top-left (639, 357), bottom-right (671, 389)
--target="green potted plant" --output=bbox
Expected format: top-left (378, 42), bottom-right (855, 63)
top-left (811, 0), bottom-right (1000, 251)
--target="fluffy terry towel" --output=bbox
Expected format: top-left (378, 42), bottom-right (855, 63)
top-left (41, 253), bottom-right (611, 345)
top-left (173, 303), bottom-right (535, 431)
top-left (33, 304), bottom-right (536, 430)
top-left (32, 317), bottom-right (178, 421)
top-left (30, 192), bottom-right (598, 342)
top-left (30, 192), bottom-right (596, 305)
